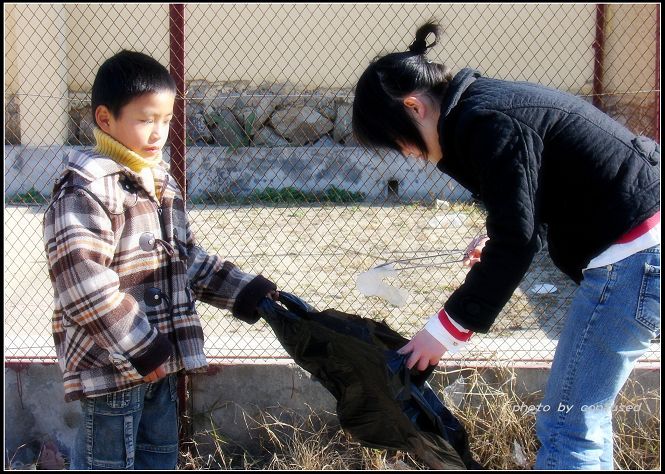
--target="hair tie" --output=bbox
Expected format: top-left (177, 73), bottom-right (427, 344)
top-left (408, 38), bottom-right (428, 55)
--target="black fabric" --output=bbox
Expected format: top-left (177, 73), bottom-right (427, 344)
top-left (258, 292), bottom-right (483, 470)
top-left (232, 274), bottom-right (277, 324)
top-left (437, 68), bottom-right (660, 333)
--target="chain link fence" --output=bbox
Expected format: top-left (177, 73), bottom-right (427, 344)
top-left (4, 4), bottom-right (660, 365)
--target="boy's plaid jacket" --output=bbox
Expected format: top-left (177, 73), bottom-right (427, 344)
top-left (43, 148), bottom-right (276, 402)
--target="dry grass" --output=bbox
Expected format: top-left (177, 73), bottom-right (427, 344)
top-left (180, 407), bottom-right (426, 470)
top-left (178, 367), bottom-right (660, 470)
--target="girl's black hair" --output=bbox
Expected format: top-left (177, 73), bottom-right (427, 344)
top-left (352, 21), bottom-right (453, 157)
top-left (91, 50), bottom-right (176, 127)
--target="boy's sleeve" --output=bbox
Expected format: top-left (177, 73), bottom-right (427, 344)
top-left (184, 218), bottom-right (276, 324)
top-left (45, 191), bottom-right (172, 376)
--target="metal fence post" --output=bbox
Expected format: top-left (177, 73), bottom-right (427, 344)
top-left (169, 2), bottom-right (191, 453)
top-left (170, 3), bottom-right (187, 196)
top-left (592, 3), bottom-right (607, 111)
top-left (655, 4), bottom-right (660, 143)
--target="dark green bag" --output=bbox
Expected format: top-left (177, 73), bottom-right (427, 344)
top-left (258, 292), bottom-right (483, 470)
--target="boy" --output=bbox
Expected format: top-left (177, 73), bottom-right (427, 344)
top-left (43, 50), bottom-right (278, 469)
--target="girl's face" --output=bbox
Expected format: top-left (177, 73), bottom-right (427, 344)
top-left (398, 128), bottom-right (442, 165)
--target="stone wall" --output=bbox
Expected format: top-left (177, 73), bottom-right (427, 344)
top-left (5, 82), bottom-right (658, 147)
top-left (64, 81), bottom-right (356, 148)
top-left (5, 93), bottom-right (21, 145)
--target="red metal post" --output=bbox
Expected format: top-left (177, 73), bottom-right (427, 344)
top-left (169, 2), bottom-right (191, 453)
top-left (169, 4), bottom-right (187, 196)
top-left (592, 4), bottom-right (607, 111)
top-left (655, 4), bottom-right (660, 142)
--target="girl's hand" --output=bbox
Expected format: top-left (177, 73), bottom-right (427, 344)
top-left (267, 290), bottom-right (280, 301)
top-left (397, 330), bottom-right (447, 371)
top-left (463, 235), bottom-right (489, 267)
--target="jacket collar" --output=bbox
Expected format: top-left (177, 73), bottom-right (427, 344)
top-left (440, 68), bottom-right (481, 119)
top-left (66, 147), bottom-right (170, 199)
top-left (436, 68), bottom-right (481, 171)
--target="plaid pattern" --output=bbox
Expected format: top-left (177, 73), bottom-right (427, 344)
top-left (44, 148), bottom-right (272, 401)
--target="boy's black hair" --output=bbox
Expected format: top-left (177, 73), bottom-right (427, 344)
top-left (91, 50), bottom-right (176, 127)
top-left (352, 21), bottom-right (453, 158)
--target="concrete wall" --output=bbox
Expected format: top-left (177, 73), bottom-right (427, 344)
top-left (604, 4), bottom-right (658, 94)
top-left (4, 145), bottom-right (472, 202)
top-left (4, 3), bottom-right (657, 94)
top-left (4, 362), bottom-right (660, 468)
top-left (5, 4), bottom-right (600, 93)
top-left (6, 4), bottom-right (70, 145)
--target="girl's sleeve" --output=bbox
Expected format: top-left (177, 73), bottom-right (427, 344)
top-left (444, 110), bottom-right (544, 333)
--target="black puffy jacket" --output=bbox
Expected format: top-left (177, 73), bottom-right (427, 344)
top-left (437, 68), bottom-right (660, 333)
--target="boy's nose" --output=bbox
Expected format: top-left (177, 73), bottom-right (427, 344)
top-left (151, 123), bottom-right (167, 141)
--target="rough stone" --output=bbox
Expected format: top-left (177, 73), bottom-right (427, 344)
top-left (187, 102), bottom-right (205, 117)
top-left (270, 106), bottom-right (333, 145)
top-left (239, 94), bottom-right (280, 133)
top-left (206, 92), bottom-right (245, 115)
top-left (252, 126), bottom-right (290, 147)
top-left (218, 80), bottom-right (251, 93)
top-left (5, 94), bottom-right (21, 145)
top-left (78, 113), bottom-right (96, 146)
top-left (333, 102), bottom-right (353, 143)
top-left (186, 79), bottom-right (214, 104)
top-left (207, 108), bottom-right (248, 147)
top-left (67, 108), bottom-right (81, 144)
top-left (187, 112), bottom-right (213, 143)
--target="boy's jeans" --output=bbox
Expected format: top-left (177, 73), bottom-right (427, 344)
top-left (70, 373), bottom-right (179, 470)
top-left (535, 246), bottom-right (660, 470)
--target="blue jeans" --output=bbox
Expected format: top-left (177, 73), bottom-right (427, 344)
top-left (70, 374), bottom-right (179, 470)
top-left (535, 246), bottom-right (660, 470)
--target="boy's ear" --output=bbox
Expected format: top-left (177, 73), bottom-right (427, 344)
top-left (94, 105), bottom-right (112, 132)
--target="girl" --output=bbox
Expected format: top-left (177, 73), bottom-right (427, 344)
top-left (352, 21), bottom-right (660, 470)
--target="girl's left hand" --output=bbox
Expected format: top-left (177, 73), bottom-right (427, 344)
top-left (463, 235), bottom-right (489, 267)
top-left (397, 330), bottom-right (447, 371)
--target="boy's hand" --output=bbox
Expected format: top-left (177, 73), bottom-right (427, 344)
top-left (143, 364), bottom-right (166, 383)
top-left (463, 235), bottom-right (489, 267)
top-left (267, 290), bottom-right (280, 301)
top-left (397, 330), bottom-right (447, 371)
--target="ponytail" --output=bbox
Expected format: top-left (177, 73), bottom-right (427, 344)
top-left (352, 21), bottom-right (452, 157)
top-left (408, 21), bottom-right (441, 55)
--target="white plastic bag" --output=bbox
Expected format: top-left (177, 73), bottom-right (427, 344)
top-left (356, 264), bottom-right (410, 307)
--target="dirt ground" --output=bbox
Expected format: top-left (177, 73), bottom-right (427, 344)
top-left (6, 202), bottom-right (656, 363)
top-left (187, 201), bottom-right (578, 358)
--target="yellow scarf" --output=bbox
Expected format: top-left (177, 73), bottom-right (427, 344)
top-left (93, 127), bottom-right (164, 198)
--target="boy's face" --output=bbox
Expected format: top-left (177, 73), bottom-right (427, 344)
top-left (100, 91), bottom-right (175, 159)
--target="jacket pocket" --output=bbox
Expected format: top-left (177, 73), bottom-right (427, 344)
top-left (632, 136), bottom-right (660, 166)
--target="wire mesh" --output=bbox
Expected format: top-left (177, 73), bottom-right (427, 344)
top-left (4, 4), bottom-right (660, 365)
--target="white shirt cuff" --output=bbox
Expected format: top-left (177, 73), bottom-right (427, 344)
top-left (423, 312), bottom-right (472, 354)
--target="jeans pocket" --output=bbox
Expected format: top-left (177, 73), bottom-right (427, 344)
top-left (88, 412), bottom-right (135, 469)
top-left (636, 263), bottom-right (660, 334)
top-left (106, 388), bottom-right (133, 409)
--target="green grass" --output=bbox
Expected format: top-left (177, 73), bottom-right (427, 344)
top-left (6, 188), bottom-right (49, 205)
top-left (189, 186), bottom-right (366, 205)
